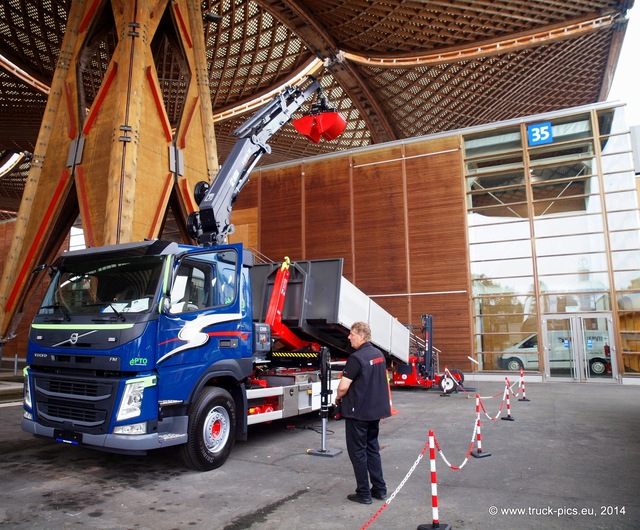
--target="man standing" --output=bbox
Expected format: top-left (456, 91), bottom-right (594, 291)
top-left (336, 321), bottom-right (391, 504)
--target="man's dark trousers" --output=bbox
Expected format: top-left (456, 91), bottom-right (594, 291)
top-left (345, 418), bottom-right (386, 499)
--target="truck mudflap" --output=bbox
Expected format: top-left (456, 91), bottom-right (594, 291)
top-left (20, 416), bottom-right (189, 453)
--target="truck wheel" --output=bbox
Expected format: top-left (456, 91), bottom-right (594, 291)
top-left (589, 359), bottom-right (607, 376)
top-left (506, 358), bottom-right (523, 372)
top-left (179, 387), bottom-right (236, 471)
top-left (438, 375), bottom-right (457, 394)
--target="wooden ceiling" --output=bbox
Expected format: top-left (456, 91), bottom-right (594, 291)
top-left (0, 0), bottom-right (633, 221)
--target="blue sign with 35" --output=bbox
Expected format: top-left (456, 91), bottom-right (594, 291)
top-left (527, 122), bottom-right (553, 146)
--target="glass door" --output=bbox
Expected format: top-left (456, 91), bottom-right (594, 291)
top-left (542, 314), bottom-right (616, 381)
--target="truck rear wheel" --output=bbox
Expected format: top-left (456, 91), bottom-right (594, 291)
top-left (179, 387), bottom-right (236, 471)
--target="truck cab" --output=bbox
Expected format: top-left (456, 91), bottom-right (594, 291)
top-left (22, 240), bottom-right (255, 469)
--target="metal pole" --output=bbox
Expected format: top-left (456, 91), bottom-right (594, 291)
top-left (307, 347), bottom-right (342, 458)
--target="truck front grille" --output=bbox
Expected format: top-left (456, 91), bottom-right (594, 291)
top-left (44, 379), bottom-right (104, 398)
top-left (32, 373), bottom-right (118, 434)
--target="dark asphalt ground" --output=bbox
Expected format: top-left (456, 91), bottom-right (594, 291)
top-left (0, 377), bottom-right (639, 529)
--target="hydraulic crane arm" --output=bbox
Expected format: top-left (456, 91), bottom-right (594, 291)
top-left (187, 76), bottom-right (329, 246)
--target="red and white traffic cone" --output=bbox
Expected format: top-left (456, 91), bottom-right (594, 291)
top-left (387, 374), bottom-right (399, 415)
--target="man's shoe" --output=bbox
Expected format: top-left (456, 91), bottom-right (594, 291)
top-left (347, 493), bottom-right (372, 505)
top-left (371, 491), bottom-right (387, 500)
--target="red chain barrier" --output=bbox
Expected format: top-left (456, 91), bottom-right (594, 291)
top-left (359, 439), bottom-right (430, 530)
top-left (360, 377), bottom-right (529, 529)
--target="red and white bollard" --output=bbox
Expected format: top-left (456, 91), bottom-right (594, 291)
top-left (471, 394), bottom-right (491, 458)
top-left (518, 366), bottom-right (530, 402)
top-left (417, 430), bottom-right (451, 530)
top-left (501, 377), bottom-right (515, 421)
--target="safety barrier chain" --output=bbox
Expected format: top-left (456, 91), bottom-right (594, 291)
top-left (360, 371), bottom-right (530, 529)
top-left (478, 382), bottom-right (509, 421)
top-left (476, 370), bottom-right (528, 420)
top-left (434, 417), bottom-right (478, 470)
top-left (360, 438), bottom-right (430, 530)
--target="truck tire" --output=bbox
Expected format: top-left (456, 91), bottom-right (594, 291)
top-left (179, 387), bottom-right (236, 471)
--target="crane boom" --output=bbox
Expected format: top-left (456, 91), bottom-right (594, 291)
top-left (188, 76), bottom-right (325, 246)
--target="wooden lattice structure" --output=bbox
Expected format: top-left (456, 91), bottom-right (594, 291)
top-left (0, 0), bottom-right (632, 342)
top-left (0, 1), bottom-right (630, 182)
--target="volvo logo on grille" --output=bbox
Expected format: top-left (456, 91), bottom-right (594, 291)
top-left (52, 329), bottom-right (97, 348)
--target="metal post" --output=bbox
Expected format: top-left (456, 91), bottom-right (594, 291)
top-left (417, 430), bottom-right (451, 530)
top-left (501, 378), bottom-right (515, 421)
top-left (308, 347), bottom-right (342, 457)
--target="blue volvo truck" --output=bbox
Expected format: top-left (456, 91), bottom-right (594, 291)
top-left (21, 77), bottom-right (410, 470)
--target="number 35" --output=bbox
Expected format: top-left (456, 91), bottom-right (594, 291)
top-left (528, 122), bottom-right (553, 146)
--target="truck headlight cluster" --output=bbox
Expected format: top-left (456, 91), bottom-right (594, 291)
top-left (23, 368), bottom-right (32, 409)
top-left (117, 379), bottom-right (149, 421)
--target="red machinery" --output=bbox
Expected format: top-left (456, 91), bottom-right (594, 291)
top-left (392, 314), bottom-right (464, 393)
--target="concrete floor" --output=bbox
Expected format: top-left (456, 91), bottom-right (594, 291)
top-left (0, 379), bottom-right (639, 529)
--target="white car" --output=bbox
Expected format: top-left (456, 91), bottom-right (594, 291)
top-left (499, 332), bottom-right (610, 375)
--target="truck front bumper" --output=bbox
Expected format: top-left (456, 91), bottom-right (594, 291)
top-left (21, 416), bottom-right (188, 454)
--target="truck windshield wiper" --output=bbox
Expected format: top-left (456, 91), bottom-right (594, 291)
top-left (39, 303), bottom-right (70, 321)
top-left (82, 302), bottom-right (126, 322)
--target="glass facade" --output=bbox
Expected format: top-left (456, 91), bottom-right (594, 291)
top-left (464, 105), bottom-right (640, 377)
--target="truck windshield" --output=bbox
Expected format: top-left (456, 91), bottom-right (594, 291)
top-left (38, 256), bottom-right (165, 317)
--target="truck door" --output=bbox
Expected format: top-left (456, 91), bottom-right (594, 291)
top-left (542, 314), bottom-right (617, 381)
top-left (156, 247), bottom-right (250, 400)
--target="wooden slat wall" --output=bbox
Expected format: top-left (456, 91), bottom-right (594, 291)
top-left (303, 157), bottom-right (353, 270)
top-left (404, 137), bottom-right (472, 368)
top-left (257, 166), bottom-right (303, 261)
top-left (231, 134), bottom-right (473, 370)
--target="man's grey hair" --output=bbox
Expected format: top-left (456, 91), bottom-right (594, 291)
top-left (350, 321), bottom-right (371, 342)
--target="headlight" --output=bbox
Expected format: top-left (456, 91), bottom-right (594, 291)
top-left (116, 375), bottom-right (156, 421)
top-left (116, 380), bottom-right (146, 421)
top-left (23, 367), bottom-right (32, 409)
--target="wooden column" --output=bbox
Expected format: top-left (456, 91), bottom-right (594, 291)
top-left (0, 0), bottom-right (219, 342)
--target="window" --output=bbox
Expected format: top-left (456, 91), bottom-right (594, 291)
top-left (169, 250), bottom-right (237, 314)
top-left (463, 107), bottom-right (640, 373)
top-left (39, 256), bottom-right (164, 316)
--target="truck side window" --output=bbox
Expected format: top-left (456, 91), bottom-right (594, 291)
top-left (169, 250), bottom-right (237, 313)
